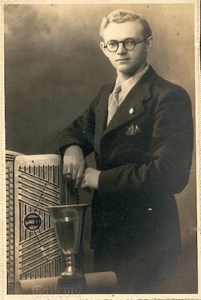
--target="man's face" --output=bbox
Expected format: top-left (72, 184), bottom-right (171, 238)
top-left (100, 21), bottom-right (152, 77)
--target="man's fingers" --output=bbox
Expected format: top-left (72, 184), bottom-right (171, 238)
top-left (63, 146), bottom-right (86, 185)
top-left (75, 177), bottom-right (83, 188)
top-left (80, 168), bottom-right (100, 190)
top-left (80, 181), bottom-right (91, 192)
top-left (63, 163), bottom-right (68, 175)
top-left (63, 164), bottom-right (73, 179)
top-left (66, 173), bottom-right (72, 180)
top-left (80, 179), bottom-right (87, 188)
top-left (63, 163), bottom-right (85, 187)
top-left (63, 155), bottom-right (71, 173)
top-left (75, 165), bottom-right (85, 187)
top-left (71, 166), bottom-right (78, 181)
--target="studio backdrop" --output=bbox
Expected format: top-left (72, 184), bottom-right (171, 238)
top-left (4, 3), bottom-right (197, 293)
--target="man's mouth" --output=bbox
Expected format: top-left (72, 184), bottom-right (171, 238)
top-left (116, 58), bottom-right (130, 62)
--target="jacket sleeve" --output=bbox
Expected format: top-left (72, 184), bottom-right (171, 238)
top-left (53, 90), bottom-right (102, 156)
top-left (99, 86), bottom-right (194, 196)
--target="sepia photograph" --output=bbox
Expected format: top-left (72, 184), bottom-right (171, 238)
top-left (2, 1), bottom-right (199, 298)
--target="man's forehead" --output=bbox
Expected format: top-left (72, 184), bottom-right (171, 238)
top-left (102, 21), bottom-right (143, 41)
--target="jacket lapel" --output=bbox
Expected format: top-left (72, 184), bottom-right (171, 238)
top-left (103, 67), bottom-right (156, 136)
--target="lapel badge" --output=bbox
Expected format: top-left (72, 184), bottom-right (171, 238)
top-left (129, 107), bottom-right (135, 115)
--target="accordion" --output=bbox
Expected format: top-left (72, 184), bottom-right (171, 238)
top-left (6, 151), bottom-right (64, 294)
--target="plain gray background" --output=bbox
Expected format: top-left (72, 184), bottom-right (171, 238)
top-left (5, 3), bottom-right (197, 293)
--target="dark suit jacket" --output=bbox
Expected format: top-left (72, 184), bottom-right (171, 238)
top-left (54, 66), bottom-right (193, 280)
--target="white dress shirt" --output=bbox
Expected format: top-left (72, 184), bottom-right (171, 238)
top-left (113, 64), bottom-right (149, 106)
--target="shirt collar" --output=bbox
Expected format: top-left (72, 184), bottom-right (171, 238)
top-left (116, 64), bottom-right (149, 102)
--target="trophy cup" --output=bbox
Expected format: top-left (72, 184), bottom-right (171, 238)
top-left (48, 179), bottom-right (90, 294)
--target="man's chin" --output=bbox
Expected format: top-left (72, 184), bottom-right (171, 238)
top-left (116, 67), bottom-right (137, 76)
top-left (116, 64), bottom-right (145, 77)
top-left (116, 66), bottom-right (133, 74)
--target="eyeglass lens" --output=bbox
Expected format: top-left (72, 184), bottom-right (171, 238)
top-left (106, 38), bottom-right (136, 52)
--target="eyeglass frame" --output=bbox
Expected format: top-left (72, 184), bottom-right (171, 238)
top-left (103, 37), bottom-right (146, 53)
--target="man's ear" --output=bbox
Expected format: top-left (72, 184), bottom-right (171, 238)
top-left (100, 41), bottom-right (109, 57)
top-left (145, 36), bottom-right (153, 53)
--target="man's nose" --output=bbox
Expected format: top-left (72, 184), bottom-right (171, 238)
top-left (116, 42), bottom-right (127, 54)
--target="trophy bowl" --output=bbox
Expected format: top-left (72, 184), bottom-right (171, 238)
top-left (48, 204), bottom-right (90, 293)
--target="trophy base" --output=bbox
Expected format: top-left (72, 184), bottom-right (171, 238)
top-left (57, 275), bottom-right (86, 294)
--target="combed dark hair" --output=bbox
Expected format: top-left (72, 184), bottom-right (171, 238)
top-left (99, 9), bottom-right (152, 39)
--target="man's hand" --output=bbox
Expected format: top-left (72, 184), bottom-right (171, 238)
top-left (63, 145), bottom-right (85, 187)
top-left (81, 168), bottom-right (101, 190)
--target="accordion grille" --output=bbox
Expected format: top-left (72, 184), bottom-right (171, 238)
top-left (6, 152), bottom-right (63, 293)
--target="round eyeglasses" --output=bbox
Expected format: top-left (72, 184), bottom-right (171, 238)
top-left (104, 38), bottom-right (145, 52)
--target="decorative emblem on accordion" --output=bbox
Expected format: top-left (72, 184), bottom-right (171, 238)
top-left (6, 151), bottom-right (63, 294)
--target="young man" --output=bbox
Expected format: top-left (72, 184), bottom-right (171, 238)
top-left (54, 10), bottom-right (193, 293)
